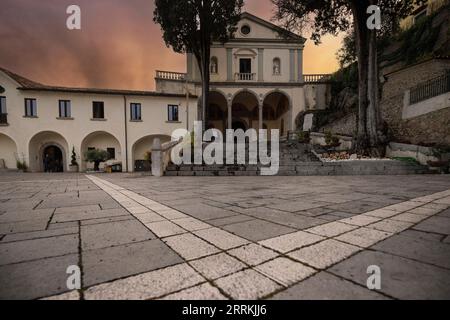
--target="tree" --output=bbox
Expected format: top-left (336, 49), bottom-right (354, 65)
top-left (272, 0), bottom-right (423, 155)
top-left (85, 149), bottom-right (109, 171)
top-left (71, 147), bottom-right (78, 166)
top-left (154, 0), bottom-right (244, 130)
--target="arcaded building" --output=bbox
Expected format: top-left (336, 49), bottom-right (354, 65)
top-left (0, 12), bottom-right (329, 173)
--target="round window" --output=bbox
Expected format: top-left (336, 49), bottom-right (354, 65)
top-left (241, 25), bottom-right (251, 36)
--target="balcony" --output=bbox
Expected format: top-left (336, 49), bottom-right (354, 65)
top-left (155, 70), bottom-right (186, 81)
top-left (0, 113), bottom-right (7, 125)
top-left (235, 73), bottom-right (256, 81)
top-left (304, 74), bottom-right (333, 83)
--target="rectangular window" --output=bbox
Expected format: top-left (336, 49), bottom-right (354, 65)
top-left (130, 103), bottom-right (141, 121)
top-left (168, 105), bottom-right (179, 122)
top-left (25, 98), bottom-right (37, 117)
top-left (59, 100), bottom-right (71, 118)
top-left (0, 96), bottom-right (6, 124)
top-left (92, 101), bottom-right (105, 119)
top-left (107, 148), bottom-right (116, 160)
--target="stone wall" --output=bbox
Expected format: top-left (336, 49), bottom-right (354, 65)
top-left (319, 112), bottom-right (356, 136)
top-left (381, 58), bottom-right (450, 146)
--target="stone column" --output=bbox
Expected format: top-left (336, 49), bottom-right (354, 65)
top-left (297, 48), bottom-right (304, 82)
top-left (227, 99), bottom-right (232, 130)
top-left (258, 101), bottom-right (263, 130)
top-left (151, 138), bottom-right (164, 177)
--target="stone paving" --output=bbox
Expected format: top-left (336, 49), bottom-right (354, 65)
top-left (0, 172), bottom-right (449, 300)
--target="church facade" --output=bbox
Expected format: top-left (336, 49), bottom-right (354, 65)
top-left (0, 12), bottom-right (330, 173)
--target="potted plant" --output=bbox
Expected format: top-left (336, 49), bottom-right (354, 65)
top-left (296, 131), bottom-right (311, 144)
top-left (69, 147), bottom-right (79, 172)
top-left (85, 149), bottom-right (109, 172)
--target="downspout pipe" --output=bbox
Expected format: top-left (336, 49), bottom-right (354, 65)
top-left (123, 95), bottom-right (129, 172)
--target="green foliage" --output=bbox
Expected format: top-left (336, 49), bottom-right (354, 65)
top-left (85, 149), bottom-right (109, 171)
top-left (16, 160), bottom-right (28, 172)
top-left (391, 157), bottom-right (420, 165)
top-left (325, 131), bottom-right (340, 147)
top-left (296, 131), bottom-right (311, 144)
top-left (380, 7), bottom-right (444, 67)
top-left (71, 147), bottom-right (78, 166)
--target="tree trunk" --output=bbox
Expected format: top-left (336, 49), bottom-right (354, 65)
top-left (367, 23), bottom-right (384, 157)
top-left (94, 161), bottom-right (100, 172)
top-left (350, 0), bottom-right (370, 155)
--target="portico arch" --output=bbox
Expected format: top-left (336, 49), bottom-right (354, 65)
top-left (0, 133), bottom-right (18, 169)
top-left (132, 134), bottom-right (171, 172)
top-left (262, 90), bottom-right (291, 137)
top-left (28, 131), bottom-right (69, 172)
top-left (81, 131), bottom-right (121, 171)
top-left (231, 90), bottom-right (260, 131)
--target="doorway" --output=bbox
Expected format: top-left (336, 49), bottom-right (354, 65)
top-left (239, 58), bottom-right (252, 74)
top-left (43, 145), bottom-right (64, 172)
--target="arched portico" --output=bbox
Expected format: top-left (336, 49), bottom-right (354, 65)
top-left (132, 134), bottom-right (171, 172)
top-left (28, 131), bottom-right (69, 172)
top-left (0, 133), bottom-right (18, 169)
top-left (80, 131), bottom-right (121, 172)
top-left (262, 90), bottom-right (291, 137)
top-left (230, 90), bottom-right (260, 131)
top-left (206, 91), bottom-right (228, 132)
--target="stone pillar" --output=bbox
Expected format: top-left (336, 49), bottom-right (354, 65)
top-left (289, 49), bottom-right (295, 82)
top-left (297, 48), bottom-right (304, 82)
top-left (227, 48), bottom-right (233, 81)
top-left (258, 48), bottom-right (264, 82)
top-left (227, 99), bottom-right (232, 130)
top-left (151, 138), bottom-right (164, 177)
top-left (258, 101), bottom-right (263, 130)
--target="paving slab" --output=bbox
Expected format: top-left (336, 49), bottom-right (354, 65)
top-left (161, 283), bottom-right (227, 300)
top-left (82, 239), bottom-right (183, 287)
top-left (329, 251), bottom-right (450, 300)
top-left (271, 272), bottom-right (388, 300)
top-left (81, 220), bottom-right (155, 251)
top-left (190, 253), bottom-right (246, 280)
top-left (222, 219), bottom-right (296, 242)
top-left (413, 216), bottom-right (450, 235)
top-left (373, 234), bottom-right (450, 269)
top-left (0, 234), bottom-right (78, 266)
top-left (259, 231), bottom-right (324, 254)
top-left (289, 239), bottom-right (360, 269)
top-left (228, 244), bottom-right (279, 266)
top-left (214, 269), bottom-right (281, 300)
top-left (255, 257), bottom-right (316, 287)
top-left (85, 263), bottom-right (205, 300)
top-left (0, 254), bottom-right (79, 300)
top-left (194, 228), bottom-right (249, 250)
top-left (163, 233), bottom-right (220, 261)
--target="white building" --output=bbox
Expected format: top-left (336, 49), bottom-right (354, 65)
top-left (0, 12), bottom-right (330, 173)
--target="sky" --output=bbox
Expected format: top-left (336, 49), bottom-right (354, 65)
top-left (0, 0), bottom-right (342, 90)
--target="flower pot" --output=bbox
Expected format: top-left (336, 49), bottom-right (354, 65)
top-left (68, 164), bottom-right (79, 173)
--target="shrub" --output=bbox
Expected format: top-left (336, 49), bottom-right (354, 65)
top-left (71, 147), bottom-right (78, 166)
top-left (16, 160), bottom-right (28, 172)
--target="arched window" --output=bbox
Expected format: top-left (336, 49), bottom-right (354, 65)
top-left (273, 58), bottom-right (281, 75)
top-left (210, 57), bottom-right (218, 74)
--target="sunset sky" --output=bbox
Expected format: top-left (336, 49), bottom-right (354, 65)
top-left (0, 0), bottom-right (343, 90)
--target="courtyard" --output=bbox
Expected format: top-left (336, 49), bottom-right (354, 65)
top-left (0, 172), bottom-right (449, 300)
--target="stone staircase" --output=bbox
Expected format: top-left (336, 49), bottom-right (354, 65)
top-left (165, 141), bottom-right (429, 176)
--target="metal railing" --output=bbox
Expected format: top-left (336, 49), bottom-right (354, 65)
top-left (0, 114), bottom-right (7, 124)
top-left (155, 70), bottom-right (186, 81)
top-left (410, 71), bottom-right (450, 105)
top-left (235, 73), bottom-right (256, 81)
top-left (303, 74), bottom-right (333, 83)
